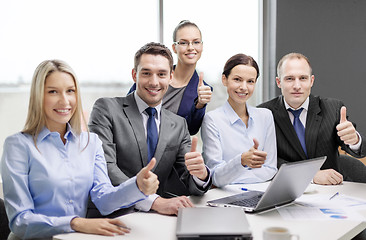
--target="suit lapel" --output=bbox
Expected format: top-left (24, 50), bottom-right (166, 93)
top-left (274, 96), bottom-right (307, 159)
top-left (153, 109), bottom-right (171, 168)
top-left (305, 95), bottom-right (322, 158)
top-left (123, 94), bottom-right (149, 166)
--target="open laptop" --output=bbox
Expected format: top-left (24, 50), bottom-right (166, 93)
top-left (176, 207), bottom-right (252, 240)
top-left (207, 156), bottom-right (326, 213)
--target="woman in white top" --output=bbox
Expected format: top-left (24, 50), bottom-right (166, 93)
top-left (201, 54), bottom-right (277, 187)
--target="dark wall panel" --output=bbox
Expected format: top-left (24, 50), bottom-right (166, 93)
top-left (276, 0), bottom-right (366, 134)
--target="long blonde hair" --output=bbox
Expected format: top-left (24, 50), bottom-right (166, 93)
top-left (23, 60), bottom-right (88, 147)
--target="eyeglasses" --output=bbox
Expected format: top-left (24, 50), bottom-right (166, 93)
top-left (173, 40), bottom-right (203, 48)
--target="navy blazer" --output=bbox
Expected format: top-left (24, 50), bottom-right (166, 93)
top-left (258, 95), bottom-right (366, 171)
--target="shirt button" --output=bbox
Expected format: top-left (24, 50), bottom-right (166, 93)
top-left (69, 200), bottom-right (73, 203)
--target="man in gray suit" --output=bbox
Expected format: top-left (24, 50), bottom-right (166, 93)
top-left (88, 42), bottom-right (211, 216)
top-left (258, 53), bottom-right (366, 185)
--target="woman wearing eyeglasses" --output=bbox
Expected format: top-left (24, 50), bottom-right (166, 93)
top-left (128, 20), bottom-right (212, 135)
top-left (201, 54), bottom-right (277, 187)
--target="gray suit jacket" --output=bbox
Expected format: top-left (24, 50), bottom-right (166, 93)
top-left (258, 95), bottom-right (366, 171)
top-left (89, 93), bottom-right (210, 197)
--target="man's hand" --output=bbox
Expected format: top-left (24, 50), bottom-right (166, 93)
top-left (241, 138), bottom-right (267, 168)
top-left (136, 158), bottom-right (159, 195)
top-left (70, 217), bottom-right (130, 236)
top-left (196, 72), bottom-right (212, 109)
top-left (336, 106), bottom-right (359, 145)
top-left (185, 136), bottom-right (208, 180)
top-left (151, 196), bottom-right (194, 215)
top-left (313, 169), bottom-right (343, 185)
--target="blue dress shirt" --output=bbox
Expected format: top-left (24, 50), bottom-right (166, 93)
top-left (1, 125), bottom-right (147, 239)
top-left (201, 101), bottom-right (278, 187)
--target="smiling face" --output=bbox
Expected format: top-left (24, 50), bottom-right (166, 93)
top-left (222, 64), bottom-right (257, 108)
top-left (172, 26), bottom-right (202, 66)
top-left (276, 57), bottom-right (314, 109)
top-left (43, 71), bottom-right (76, 134)
top-left (133, 54), bottom-right (172, 107)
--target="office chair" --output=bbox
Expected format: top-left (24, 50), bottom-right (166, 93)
top-left (0, 198), bottom-right (10, 240)
top-left (338, 154), bottom-right (366, 183)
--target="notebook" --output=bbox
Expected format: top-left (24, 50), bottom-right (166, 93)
top-left (207, 156), bottom-right (326, 213)
top-left (176, 207), bottom-right (252, 240)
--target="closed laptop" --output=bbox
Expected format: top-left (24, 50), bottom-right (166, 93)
top-left (176, 207), bottom-right (252, 240)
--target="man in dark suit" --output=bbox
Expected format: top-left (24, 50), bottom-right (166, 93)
top-left (258, 53), bottom-right (366, 185)
top-left (88, 42), bottom-right (211, 216)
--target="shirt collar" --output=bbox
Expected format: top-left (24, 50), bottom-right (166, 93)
top-left (134, 91), bottom-right (162, 119)
top-left (284, 97), bottom-right (309, 111)
top-left (37, 123), bottom-right (76, 143)
top-left (223, 101), bottom-right (253, 125)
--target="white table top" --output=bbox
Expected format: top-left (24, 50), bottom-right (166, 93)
top-left (53, 181), bottom-right (366, 240)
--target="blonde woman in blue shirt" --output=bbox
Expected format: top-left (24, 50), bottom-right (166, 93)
top-left (201, 54), bottom-right (277, 187)
top-left (1, 60), bottom-right (159, 239)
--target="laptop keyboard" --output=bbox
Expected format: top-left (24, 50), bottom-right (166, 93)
top-left (229, 194), bottom-right (263, 207)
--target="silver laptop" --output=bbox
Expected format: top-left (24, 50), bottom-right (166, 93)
top-left (176, 207), bottom-right (252, 239)
top-left (207, 156), bottom-right (326, 213)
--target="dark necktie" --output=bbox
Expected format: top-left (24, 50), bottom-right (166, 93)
top-left (145, 107), bottom-right (158, 162)
top-left (288, 108), bottom-right (307, 156)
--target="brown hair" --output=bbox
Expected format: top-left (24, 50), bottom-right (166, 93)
top-left (172, 20), bottom-right (202, 42)
top-left (134, 42), bottom-right (173, 73)
top-left (222, 53), bottom-right (260, 80)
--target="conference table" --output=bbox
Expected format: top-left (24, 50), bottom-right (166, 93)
top-left (53, 181), bottom-right (366, 240)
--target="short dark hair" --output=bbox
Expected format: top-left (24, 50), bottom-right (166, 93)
top-left (172, 20), bottom-right (202, 42)
top-left (222, 53), bottom-right (260, 80)
top-left (134, 42), bottom-right (174, 73)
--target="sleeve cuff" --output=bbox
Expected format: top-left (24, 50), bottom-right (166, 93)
top-left (192, 166), bottom-right (211, 189)
top-left (349, 131), bottom-right (362, 151)
top-left (134, 194), bottom-right (159, 212)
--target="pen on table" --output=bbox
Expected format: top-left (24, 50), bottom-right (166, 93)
top-left (329, 192), bottom-right (339, 200)
top-left (165, 192), bottom-right (179, 198)
top-left (116, 224), bottom-right (131, 230)
top-left (241, 188), bottom-right (249, 191)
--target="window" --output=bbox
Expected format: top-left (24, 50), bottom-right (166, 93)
top-left (163, 0), bottom-right (260, 108)
top-left (0, 0), bottom-right (261, 157)
top-left (0, 0), bottom-right (158, 84)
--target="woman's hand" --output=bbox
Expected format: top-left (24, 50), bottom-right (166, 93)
top-left (241, 138), bottom-right (267, 168)
top-left (70, 217), bottom-right (130, 236)
top-left (196, 72), bottom-right (212, 109)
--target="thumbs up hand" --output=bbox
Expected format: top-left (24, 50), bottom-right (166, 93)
top-left (136, 158), bottom-right (159, 195)
top-left (336, 106), bottom-right (359, 145)
top-left (241, 138), bottom-right (267, 168)
top-left (196, 72), bottom-right (212, 109)
top-left (184, 136), bottom-right (208, 180)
